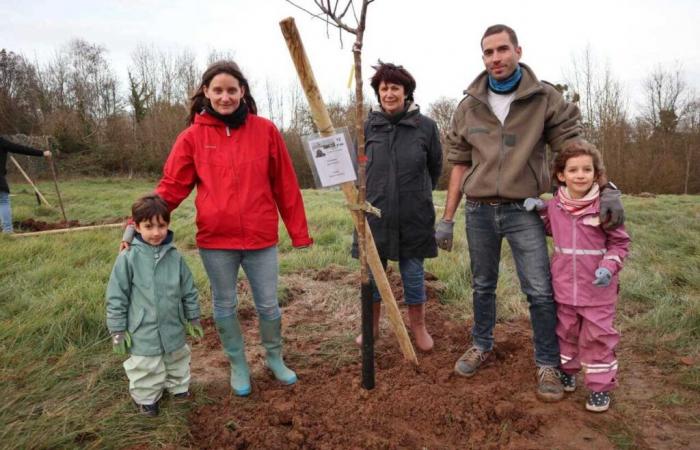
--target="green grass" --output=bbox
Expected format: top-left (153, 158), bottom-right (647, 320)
top-left (0, 179), bottom-right (698, 448)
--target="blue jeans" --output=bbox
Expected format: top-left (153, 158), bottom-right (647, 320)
top-left (370, 257), bottom-right (426, 305)
top-left (199, 246), bottom-right (280, 321)
top-left (465, 200), bottom-right (559, 367)
top-left (0, 191), bottom-right (12, 233)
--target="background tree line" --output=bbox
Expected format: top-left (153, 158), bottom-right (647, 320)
top-left (1, 40), bottom-right (698, 194)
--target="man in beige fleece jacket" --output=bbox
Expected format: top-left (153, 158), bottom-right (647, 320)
top-left (434, 24), bottom-right (625, 402)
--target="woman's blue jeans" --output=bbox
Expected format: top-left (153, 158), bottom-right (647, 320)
top-left (465, 200), bottom-right (560, 367)
top-left (0, 191), bottom-right (12, 233)
top-left (199, 246), bottom-right (281, 321)
top-left (370, 257), bottom-right (426, 305)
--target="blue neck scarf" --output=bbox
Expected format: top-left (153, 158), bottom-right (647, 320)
top-left (488, 64), bottom-right (522, 94)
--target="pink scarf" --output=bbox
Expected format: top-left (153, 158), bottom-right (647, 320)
top-left (558, 184), bottom-right (599, 216)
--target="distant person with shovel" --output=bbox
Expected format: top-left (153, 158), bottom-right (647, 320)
top-left (0, 136), bottom-right (51, 233)
top-left (121, 61), bottom-right (312, 397)
top-left (435, 24), bottom-right (625, 402)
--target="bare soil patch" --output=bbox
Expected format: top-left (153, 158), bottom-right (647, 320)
top-left (187, 266), bottom-right (699, 449)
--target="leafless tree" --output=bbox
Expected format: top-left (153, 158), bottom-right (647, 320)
top-left (286, 0), bottom-right (374, 279)
top-left (642, 64), bottom-right (689, 132)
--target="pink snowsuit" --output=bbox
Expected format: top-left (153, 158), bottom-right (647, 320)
top-left (540, 193), bottom-right (630, 392)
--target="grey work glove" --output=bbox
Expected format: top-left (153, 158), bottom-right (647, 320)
top-left (592, 268), bottom-right (612, 287)
top-left (523, 198), bottom-right (545, 212)
top-left (600, 188), bottom-right (625, 229)
top-left (186, 319), bottom-right (204, 339)
top-left (111, 331), bottom-right (132, 355)
top-left (435, 219), bottom-right (455, 252)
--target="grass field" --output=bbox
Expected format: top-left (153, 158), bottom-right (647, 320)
top-left (0, 177), bottom-right (698, 448)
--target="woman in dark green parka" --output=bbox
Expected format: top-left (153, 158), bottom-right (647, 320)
top-left (354, 62), bottom-right (443, 351)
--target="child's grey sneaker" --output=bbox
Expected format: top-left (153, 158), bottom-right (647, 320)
top-left (135, 401), bottom-right (159, 417)
top-left (586, 391), bottom-right (611, 412)
top-left (454, 346), bottom-right (491, 377)
top-left (173, 391), bottom-right (192, 401)
top-left (560, 371), bottom-right (577, 392)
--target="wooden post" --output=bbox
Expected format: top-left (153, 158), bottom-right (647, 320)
top-left (280, 17), bottom-right (418, 365)
top-left (8, 156), bottom-right (52, 207)
top-left (11, 223), bottom-right (123, 237)
top-left (48, 157), bottom-right (68, 222)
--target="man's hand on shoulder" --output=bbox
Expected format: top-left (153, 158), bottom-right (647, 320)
top-left (600, 182), bottom-right (625, 229)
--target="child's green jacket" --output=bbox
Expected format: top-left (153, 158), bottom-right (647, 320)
top-left (106, 231), bottom-right (200, 356)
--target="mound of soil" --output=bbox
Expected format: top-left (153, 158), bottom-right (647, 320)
top-left (14, 217), bottom-right (125, 232)
top-left (187, 266), bottom-right (697, 449)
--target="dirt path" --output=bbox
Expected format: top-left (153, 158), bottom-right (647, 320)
top-left (187, 266), bottom-right (699, 449)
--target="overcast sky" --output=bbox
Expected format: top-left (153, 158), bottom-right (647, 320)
top-left (2, 0), bottom-right (699, 115)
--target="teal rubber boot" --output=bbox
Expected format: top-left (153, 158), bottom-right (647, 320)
top-left (215, 316), bottom-right (251, 396)
top-left (259, 318), bottom-right (297, 385)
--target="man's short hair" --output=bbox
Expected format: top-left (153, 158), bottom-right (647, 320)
top-left (132, 194), bottom-right (170, 224)
top-left (481, 24), bottom-right (519, 49)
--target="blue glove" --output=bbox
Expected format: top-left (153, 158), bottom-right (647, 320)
top-left (600, 187), bottom-right (624, 228)
top-left (523, 198), bottom-right (545, 212)
top-left (592, 268), bottom-right (612, 287)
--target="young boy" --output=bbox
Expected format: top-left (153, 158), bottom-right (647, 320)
top-left (106, 194), bottom-right (203, 416)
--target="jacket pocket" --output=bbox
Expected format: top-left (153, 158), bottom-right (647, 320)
top-left (526, 161), bottom-right (541, 193)
top-left (461, 163), bottom-right (480, 191)
top-left (127, 308), bottom-right (145, 334)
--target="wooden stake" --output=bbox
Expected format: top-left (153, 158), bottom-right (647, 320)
top-left (8, 155), bottom-right (52, 207)
top-left (48, 157), bottom-right (68, 222)
top-left (280, 17), bottom-right (418, 365)
top-left (11, 223), bottom-right (123, 237)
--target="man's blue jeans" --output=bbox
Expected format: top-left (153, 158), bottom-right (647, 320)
top-left (465, 199), bottom-right (559, 367)
top-left (370, 257), bottom-right (426, 305)
top-left (199, 246), bottom-right (281, 321)
top-left (0, 191), bottom-right (12, 233)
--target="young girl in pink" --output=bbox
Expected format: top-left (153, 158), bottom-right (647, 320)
top-left (526, 140), bottom-right (630, 412)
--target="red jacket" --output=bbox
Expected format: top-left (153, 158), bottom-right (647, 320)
top-left (156, 112), bottom-right (312, 250)
top-left (540, 193), bottom-right (630, 306)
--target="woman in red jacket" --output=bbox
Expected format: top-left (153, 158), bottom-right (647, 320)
top-left (154, 61), bottom-right (312, 396)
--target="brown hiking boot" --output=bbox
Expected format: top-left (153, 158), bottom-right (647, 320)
top-left (355, 302), bottom-right (381, 346)
top-left (408, 304), bottom-right (433, 352)
top-left (454, 346), bottom-right (491, 377)
top-left (536, 366), bottom-right (565, 402)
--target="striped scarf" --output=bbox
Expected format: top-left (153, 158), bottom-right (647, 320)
top-left (558, 184), bottom-right (599, 216)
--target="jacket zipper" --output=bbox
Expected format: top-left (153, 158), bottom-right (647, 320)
top-left (226, 126), bottom-right (230, 137)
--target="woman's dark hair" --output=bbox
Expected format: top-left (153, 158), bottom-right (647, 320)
top-left (552, 139), bottom-right (606, 183)
top-left (369, 61), bottom-right (416, 104)
top-left (132, 194), bottom-right (170, 224)
top-left (188, 60), bottom-right (257, 124)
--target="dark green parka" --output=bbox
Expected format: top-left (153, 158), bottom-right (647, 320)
top-left (353, 103), bottom-right (443, 261)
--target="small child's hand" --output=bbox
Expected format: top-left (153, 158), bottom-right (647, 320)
top-left (111, 331), bottom-right (131, 355)
top-left (523, 198), bottom-right (545, 212)
top-left (186, 319), bottom-right (204, 339)
top-left (592, 268), bottom-right (612, 287)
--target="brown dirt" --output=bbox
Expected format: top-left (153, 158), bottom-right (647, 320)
top-left (187, 266), bottom-right (700, 450)
top-left (13, 217), bottom-right (125, 232)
